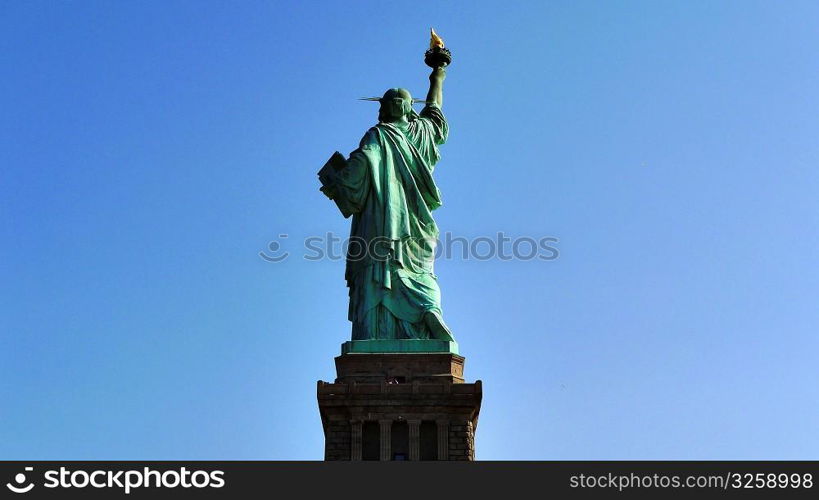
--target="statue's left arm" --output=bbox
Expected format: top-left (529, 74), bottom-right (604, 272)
top-left (318, 130), bottom-right (379, 218)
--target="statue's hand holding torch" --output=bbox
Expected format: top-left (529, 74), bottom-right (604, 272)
top-left (424, 28), bottom-right (449, 107)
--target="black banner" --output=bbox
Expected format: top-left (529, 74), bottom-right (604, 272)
top-left (0, 461), bottom-right (816, 498)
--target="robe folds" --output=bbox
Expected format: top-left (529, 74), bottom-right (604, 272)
top-left (326, 105), bottom-right (449, 340)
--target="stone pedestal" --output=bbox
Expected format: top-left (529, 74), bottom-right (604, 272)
top-left (317, 352), bottom-right (481, 461)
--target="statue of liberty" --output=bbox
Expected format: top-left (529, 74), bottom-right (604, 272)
top-left (318, 30), bottom-right (456, 352)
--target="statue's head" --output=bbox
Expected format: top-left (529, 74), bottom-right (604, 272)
top-left (378, 88), bottom-right (413, 123)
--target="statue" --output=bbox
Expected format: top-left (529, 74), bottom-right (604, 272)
top-left (318, 29), bottom-right (457, 353)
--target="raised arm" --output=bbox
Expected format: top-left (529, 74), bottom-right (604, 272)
top-left (425, 66), bottom-right (446, 108)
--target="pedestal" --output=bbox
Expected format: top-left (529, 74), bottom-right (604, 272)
top-left (317, 352), bottom-right (482, 461)
top-left (341, 339), bottom-right (459, 355)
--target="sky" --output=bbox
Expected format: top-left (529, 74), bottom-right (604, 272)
top-left (1, 0), bottom-right (818, 460)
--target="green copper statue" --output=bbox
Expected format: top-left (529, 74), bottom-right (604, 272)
top-left (318, 30), bottom-right (457, 354)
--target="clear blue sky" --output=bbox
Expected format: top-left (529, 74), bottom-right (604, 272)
top-left (2, 0), bottom-right (818, 460)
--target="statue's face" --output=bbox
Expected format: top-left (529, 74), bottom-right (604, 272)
top-left (379, 88), bottom-right (412, 123)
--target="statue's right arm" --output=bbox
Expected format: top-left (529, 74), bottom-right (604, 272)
top-left (425, 66), bottom-right (445, 108)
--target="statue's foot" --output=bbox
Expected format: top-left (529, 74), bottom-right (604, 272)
top-left (424, 311), bottom-right (455, 342)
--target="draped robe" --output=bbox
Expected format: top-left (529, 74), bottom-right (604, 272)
top-left (327, 105), bottom-right (449, 340)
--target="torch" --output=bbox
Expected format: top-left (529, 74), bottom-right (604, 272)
top-left (424, 28), bottom-right (452, 68)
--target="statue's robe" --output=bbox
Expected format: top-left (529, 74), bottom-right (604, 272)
top-left (328, 105), bottom-right (449, 340)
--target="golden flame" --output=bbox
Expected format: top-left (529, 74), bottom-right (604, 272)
top-left (429, 28), bottom-right (445, 50)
